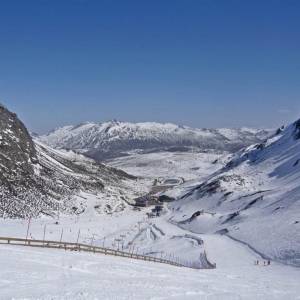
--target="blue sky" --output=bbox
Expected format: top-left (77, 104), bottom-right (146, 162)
top-left (0, 0), bottom-right (299, 133)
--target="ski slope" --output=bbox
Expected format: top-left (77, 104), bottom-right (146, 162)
top-left (0, 204), bottom-right (300, 299)
top-left (168, 120), bottom-right (300, 267)
top-left (0, 233), bottom-right (299, 299)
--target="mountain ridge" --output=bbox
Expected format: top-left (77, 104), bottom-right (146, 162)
top-left (0, 105), bottom-right (141, 218)
top-left (39, 120), bottom-right (272, 160)
top-left (167, 117), bottom-right (300, 266)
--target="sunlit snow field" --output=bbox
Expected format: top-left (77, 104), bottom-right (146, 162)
top-left (0, 206), bottom-right (300, 300)
top-left (0, 234), bottom-right (299, 299)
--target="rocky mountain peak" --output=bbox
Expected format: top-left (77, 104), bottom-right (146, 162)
top-left (0, 104), bottom-right (37, 187)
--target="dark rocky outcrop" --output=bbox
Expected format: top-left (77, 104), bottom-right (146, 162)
top-left (293, 119), bottom-right (300, 140)
top-left (0, 104), bottom-right (135, 218)
top-left (0, 104), bottom-right (37, 188)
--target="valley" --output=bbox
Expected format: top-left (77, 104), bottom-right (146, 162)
top-left (1, 1), bottom-right (299, 298)
top-left (0, 104), bottom-right (300, 299)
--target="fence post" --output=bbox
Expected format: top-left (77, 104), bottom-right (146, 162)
top-left (1, 236), bottom-right (193, 269)
top-left (59, 228), bottom-right (64, 244)
top-left (43, 224), bottom-right (46, 247)
top-left (76, 229), bottom-right (80, 250)
top-left (25, 217), bottom-right (31, 244)
top-left (90, 234), bottom-right (95, 247)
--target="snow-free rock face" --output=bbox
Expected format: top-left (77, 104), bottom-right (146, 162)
top-left (0, 104), bottom-right (37, 186)
top-left (169, 119), bottom-right (300, 266)
top-left (39, 121), bottom-right (271, 160)
top-left (0, 105), bottom-right (137, 218)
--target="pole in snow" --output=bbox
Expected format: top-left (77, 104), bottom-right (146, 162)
top-left (57, 203), bottom-right (60, 221)
top-left (43, 224), bottom-right (47, 245)
top-left (90, 234), bottom-right (95, 247)
top-left (25, 217), bottom-right (31, 243)
top-left (76, 229), bottom-right (81, 244)
top-left (59, 228), bottom-right (64, 243)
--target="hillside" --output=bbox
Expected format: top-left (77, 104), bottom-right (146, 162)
top-left (167, 119), bottom-right (300, 266)
top-left (0, 104), bottom-right (143, 218)
top-left (39, 120), bottom-right (271, 160)
top-left (1, 104), bottom-right (299, 298)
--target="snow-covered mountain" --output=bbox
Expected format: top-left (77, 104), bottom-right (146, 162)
top-left (0, 104), bottom-right (143, 218)
top-left (39, 120), bottom-right (271, 160)
top-left (1, 104), bottom-right (299, 297)
top-left (167, 119), bottom-right (300, 266)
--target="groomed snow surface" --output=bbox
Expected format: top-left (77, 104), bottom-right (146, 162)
top-left (0, 235), bottom-right (299, 299)
top-left (0, 211), bottom-right (300, 300)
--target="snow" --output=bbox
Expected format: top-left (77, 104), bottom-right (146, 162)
top-left (0, 233), bottom-right (299, 299)
top-left (39, 120), bottom-right (270, 160)
top-left (1, 190), bottom-right (300, 299)
top-left (107, 151), bottom-right (226, 181)
top-left (169, 120), bottom-right (300, 267)
top-left (33, 141), bottom-right (150, 215)
top-left (1, 105), bottom-right (299, 298)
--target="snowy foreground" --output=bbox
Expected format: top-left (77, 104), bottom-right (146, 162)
top-left (0, 236), bottom-right (299, 299)
top-left (2, 120), bottom-right (300, 299)
top-left (0, 211), bottom-right (300, 299)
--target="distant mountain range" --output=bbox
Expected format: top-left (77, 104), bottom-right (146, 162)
top-left (1, 103), bottom-right (299, 267)
top-left (39, 120), bottom-right (272, 160)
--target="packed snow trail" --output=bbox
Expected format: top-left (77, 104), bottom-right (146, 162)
top-left (0, 244), bottom-right (299, 299)
top-left (0, 211), bottom-right (300, 299)
top-left (199, 234), bottom-right (263, 269)
top-left (0, 204), bottom-right (299, 299)
top-left (0, 236), bottom-right (184, 268)
top-left (152, 214), bottom-right (262, 268)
